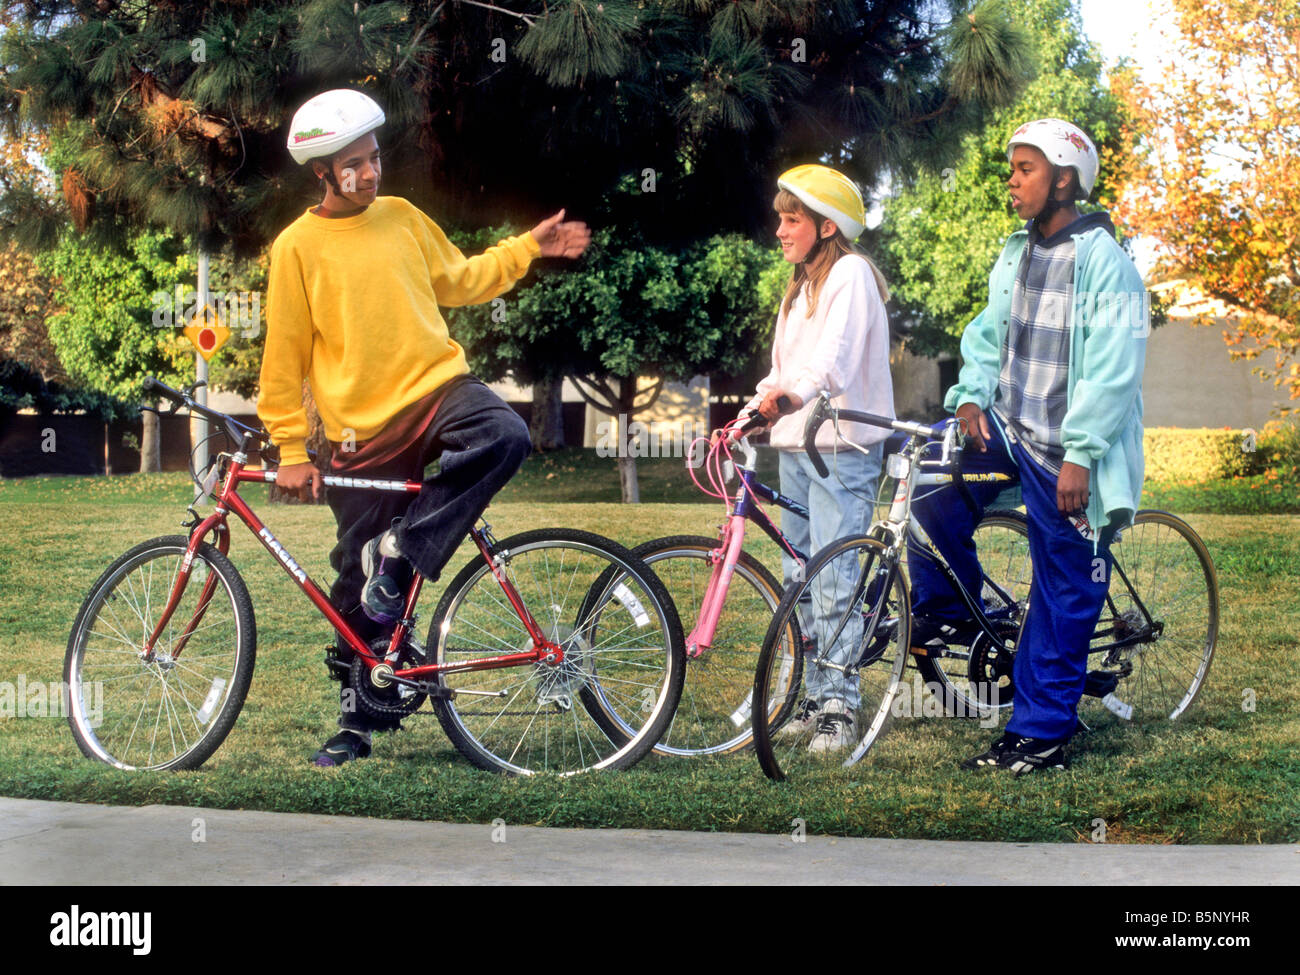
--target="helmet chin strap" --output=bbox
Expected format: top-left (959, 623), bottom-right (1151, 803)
top-left (1034, 165), bottom-right (1075, 230)
top-left (801, 228), bottom-right (834, 265)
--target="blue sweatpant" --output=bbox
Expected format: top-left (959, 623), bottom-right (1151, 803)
top-left (908, 417), bottom-right (1113, 741)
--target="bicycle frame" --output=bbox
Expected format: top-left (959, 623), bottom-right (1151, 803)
top-left (818, 400), bottom-right (1168, 671)
top-left (146, 449), bottom-right (564, 696)
top-left (684, 437), bottom-right (808, 658)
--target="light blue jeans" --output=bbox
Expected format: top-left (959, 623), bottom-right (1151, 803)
top-left (778, 445), bottom-right (883, 710)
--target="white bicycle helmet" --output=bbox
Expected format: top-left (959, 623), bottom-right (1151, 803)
top-left (287, 89), bottom-right (385, 165)
top-left (1006, 118), bottom-right (1098, 200)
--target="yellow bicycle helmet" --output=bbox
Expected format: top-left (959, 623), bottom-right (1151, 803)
top-left (777, 165), bottom-right (867, 240)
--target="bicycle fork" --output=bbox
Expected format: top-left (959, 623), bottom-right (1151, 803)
top-left (140, 515), bottom-right (232, 664)
top-left (685, 515), bottom-right (747, 659)
top-left (808, 554), bottom-right (898, 677)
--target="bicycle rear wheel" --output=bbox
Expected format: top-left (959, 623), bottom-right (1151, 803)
top-left (752, 535), bottom-right (909, 781)
top-left (428, 529), bottom-right (685, 775)
top-left (64, 535), bottom-right (256, 770)
top-left (913, 510), bottom-right (1029, 717)
top-left (1086, 510), bottom-right (1219, 721)
top-left (631, 535), bottom-right (784, 756)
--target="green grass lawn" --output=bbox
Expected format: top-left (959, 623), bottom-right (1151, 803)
top-left (0, 468), bottom-right (1296, 844)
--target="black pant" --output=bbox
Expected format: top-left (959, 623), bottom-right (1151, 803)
top-left (326, 377), bottom-right (531, 731)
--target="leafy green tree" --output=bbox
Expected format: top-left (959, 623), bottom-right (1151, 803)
top-left (35, 229), bottom-right (195, 470)
top-left (0, 1), bottom-right (1034, 252)
top-left (0, 0), bottom-right (1035, 492)
top-left (878, 0), bottom-right (1134, 357)
top-left (452, 225), bottom-right (786, 499)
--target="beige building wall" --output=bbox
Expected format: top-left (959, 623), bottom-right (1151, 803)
top-left (1143, 319), bottom-right (1288, 428)
top-left (1143, 282), bottom-right (1291, 428)
top-left (485, 376), bottom-right (710, 448)
top-left (890, 341), bottom-right (949, 421)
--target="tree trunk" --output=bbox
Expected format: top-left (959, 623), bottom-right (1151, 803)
top-left (529, 377), bottom-right (565, 451)
top-left (616, 375), bottom-right (640, 504)
top-left (617, 452), bottom-right (640, 503)
top-left (138, 402), bottom-right (161, 473)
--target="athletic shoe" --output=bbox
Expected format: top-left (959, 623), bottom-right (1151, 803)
top-left (961, 732), bottom-right (1068, 775)
top-left (774, 698), bottom-right (820, 741)
top-left (311, 729), bottom-right (372, 767)
top-left (807, 699), bottom-right (857, 754)
top-left (361, 528), bottom-right (409, 624)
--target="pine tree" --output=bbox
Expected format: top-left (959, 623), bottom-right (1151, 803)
top-left (0, 0), bottom-right (1035, 496)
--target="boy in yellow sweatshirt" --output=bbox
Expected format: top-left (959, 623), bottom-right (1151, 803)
top-left (259, 90), bottom-right (590, 765)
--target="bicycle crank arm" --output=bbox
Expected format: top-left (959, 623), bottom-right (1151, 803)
top-left (380, 673), bottom-right (458, 700)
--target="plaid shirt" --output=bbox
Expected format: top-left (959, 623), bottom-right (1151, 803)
top-left (992, 225), bottom-right (1077, 475)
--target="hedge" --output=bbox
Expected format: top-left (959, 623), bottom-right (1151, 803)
top-left (1144, 422), bottom-right (1300, 482)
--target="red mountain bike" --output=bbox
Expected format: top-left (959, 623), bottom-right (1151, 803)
top-left (64, 379), bottom-right (685, 775)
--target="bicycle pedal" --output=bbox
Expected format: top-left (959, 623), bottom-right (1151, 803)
top-left (1083, 669), bottom-right (1120, 698)
top-left (323, 645), bottom-right (349, 681)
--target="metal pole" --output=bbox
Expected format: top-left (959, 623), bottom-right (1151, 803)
top-left (193, 249), bottom-right (210, 474)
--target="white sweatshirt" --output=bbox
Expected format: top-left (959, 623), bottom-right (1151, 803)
top-left (744, 253), bottom-right (896, 450)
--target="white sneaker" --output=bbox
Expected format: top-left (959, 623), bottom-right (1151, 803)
top-left (774, 699), bottom-right (820, 741)
top-left (807, 699), bottom-right (857, 754)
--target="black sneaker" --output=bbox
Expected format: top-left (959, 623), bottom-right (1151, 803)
top-left (311, 729), bottom-right (372, 767)
top-left (361, 528), bottom-right (410, 624)
top-left (962, 732), bottom-right (1068, 775)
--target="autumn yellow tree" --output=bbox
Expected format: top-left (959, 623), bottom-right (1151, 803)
top-left (0, 134), bottom-right (61, 380)
top-left (1114, 0), bottom-right (1299, 411)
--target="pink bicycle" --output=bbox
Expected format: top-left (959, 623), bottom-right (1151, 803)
top-left (630, 411), bottom-right (810, 756)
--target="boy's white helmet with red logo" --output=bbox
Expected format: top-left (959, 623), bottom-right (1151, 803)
top-left (287, 89), bottom-right (385, 165)
top-left (1006, 118), bottom-right (1098, 200)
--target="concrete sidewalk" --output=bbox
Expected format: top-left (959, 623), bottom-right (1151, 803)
top-left (2, 797), bottom-right (1295, 885)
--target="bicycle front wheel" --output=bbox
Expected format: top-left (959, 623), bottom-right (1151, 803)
top-left (752, 535), bottom-right (909, 782)
top-left (1087, 510), bottom-right (1219, 721)
top-left (429, 529), bottom-right (685, 775)
top-left (64, 535), bottom-right (256, 770)
top-left (631, 535), bottom-right (784, 756)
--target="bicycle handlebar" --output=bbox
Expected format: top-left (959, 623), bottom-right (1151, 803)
top-left (801, 394), bottom-right (981, 517)
top-left (737, 394), bottom-right (793, 437)
top-left (142, 376), bottom-right (271, 450)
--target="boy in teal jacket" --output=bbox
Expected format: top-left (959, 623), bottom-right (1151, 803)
top-left (909, 118), bottom-right (1147, 773)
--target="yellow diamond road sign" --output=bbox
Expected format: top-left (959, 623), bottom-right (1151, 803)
top-left (183, 304), bottom-right (231, 362)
